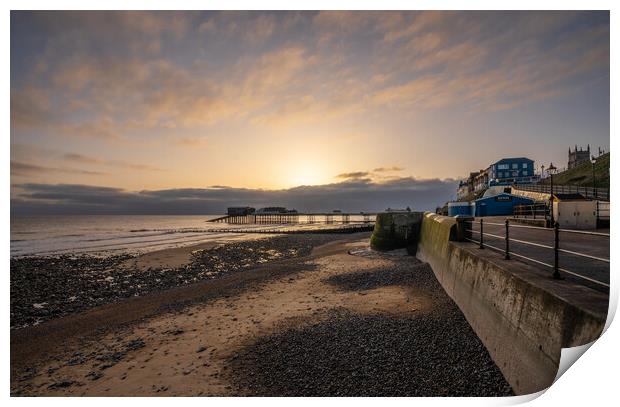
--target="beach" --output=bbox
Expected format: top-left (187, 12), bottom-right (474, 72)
top-left (10, 234), bottom-right (338, 329)
top-left (10, 232), bottom-right (513, 396)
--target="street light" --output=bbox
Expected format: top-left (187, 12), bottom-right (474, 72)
top-left (591, 155), bottom-right (597, 199)
top-left (548, 163), bottom-right (557, 225)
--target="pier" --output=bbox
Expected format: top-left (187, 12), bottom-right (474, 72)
top-left (204, 224), bottom-right (374, 234)
top-left (210, 212), bottom-right (378, 225)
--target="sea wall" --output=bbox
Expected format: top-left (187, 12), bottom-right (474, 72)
top-left (416, 212), bottom-right (606, 395)
top-left (370, 211), bottom-right (424, 253)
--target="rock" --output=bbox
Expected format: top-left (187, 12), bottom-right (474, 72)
top-left (85, 371), bottom-right (104, 381)
top-left (125, 338), bottom-right (146, 351)
top-left (48, 380), bottom-right (76, 390)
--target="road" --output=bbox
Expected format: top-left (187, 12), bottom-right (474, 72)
top-left (467, 216), bottom-right (609, 293)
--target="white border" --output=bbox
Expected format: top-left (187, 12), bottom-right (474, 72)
top-left (4, 2), bottom-right (617, 406)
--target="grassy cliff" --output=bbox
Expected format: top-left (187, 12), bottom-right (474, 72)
top-left (540, 152), bottom-right (609, 189)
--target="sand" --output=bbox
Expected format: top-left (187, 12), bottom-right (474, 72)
top-left (123, 241), bottom-right (219, 271)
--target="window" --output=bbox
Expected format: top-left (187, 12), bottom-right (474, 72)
top-left (512, 163), bottom-right (518, 169)
top-left (499, 172), bottom-right (503, 178)
top-left (498, 164), bottom-right (509, 170)
top-left (522, 163), bottom-right (528, 169)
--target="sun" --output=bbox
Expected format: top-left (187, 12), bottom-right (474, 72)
top-left (288, 161), bottom-right (326, 187)
top-left (291, 168), bottom-right (319, 187)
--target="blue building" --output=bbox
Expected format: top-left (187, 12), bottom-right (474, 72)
top-left (488, 157), bottom-right (537, 186)
top-left (474, 193), bottom-right (534, 217)
top-left (448, 201), bottom-right (473, 216)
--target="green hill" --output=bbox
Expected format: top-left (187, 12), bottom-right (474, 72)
top-left (540, 152), bottom-right (609, 189)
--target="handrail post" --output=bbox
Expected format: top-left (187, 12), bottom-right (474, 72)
top-left (553, 222), bottom-right (561, 279)
top-left (479, 218), bottom-right (484, 249)
top-left (505, 219), bottom-right (510, 260)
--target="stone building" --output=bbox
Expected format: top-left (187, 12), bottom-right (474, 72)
top-left (568, 145), bottom-right (590, 169)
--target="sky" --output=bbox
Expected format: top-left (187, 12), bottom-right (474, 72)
top-left (10, 11), bottom-right (610, 214)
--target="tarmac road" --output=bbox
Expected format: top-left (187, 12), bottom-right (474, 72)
top-left (468, 216), bottom-right (609, 293)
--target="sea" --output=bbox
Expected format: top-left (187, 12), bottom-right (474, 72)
top-left (10, 214), bottom-right (369, 257)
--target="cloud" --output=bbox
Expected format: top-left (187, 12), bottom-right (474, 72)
top-left (382, 11), bottom-right (448, 43)
top-left (173, 137), bottom-right (209, 147)
top-left (11, 161), bottom-right (106, 177)
top-left (34, 43), bottom-right (312, 135)
top-left (198, 12), bottom-right (282, 44)
top-left (336, 171), bottom-right (370, 180)
top-left (25, 11), bottom-right (191, 55)
top-left (62, 152), bottom-right (165, 171)
top-left (334, 167), bottom-right (407, 183)
top-left (9, 11), bottom-right (610, 193)
top-left (373, 166), bottom-right (404, 172)
top-left (198, 19), bottom-right (216, 33)
top-left (10, 87), bottom-right (52, 128)
top-left (12, 146), bottom-right (166, 175)
top-left (11, 11), bottom-right (609, 147)
top-left (63, 153), bottom-right (101, 164)
top-left (11, 177), bottom-right (458, 215)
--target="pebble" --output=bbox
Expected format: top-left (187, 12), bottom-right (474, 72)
top-left (228, 261), bottom-right (514, 397)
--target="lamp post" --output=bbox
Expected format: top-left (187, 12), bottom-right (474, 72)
top-left (591, 155), bottom-right (597, 199)
top-left (548, 163), bottom-right (557, 225)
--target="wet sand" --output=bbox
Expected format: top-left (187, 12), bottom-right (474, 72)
top-left (123, 241), bottom-right (220, 271)
top-left (11, 234), bottom-right (512, 396)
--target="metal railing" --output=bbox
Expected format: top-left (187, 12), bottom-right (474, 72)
top-left (512, 184), bottom-right (609, 201)
top-left (513, 203), bottom-right (549, 220)
top-left (464, 218), bottom-right (609, 288)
